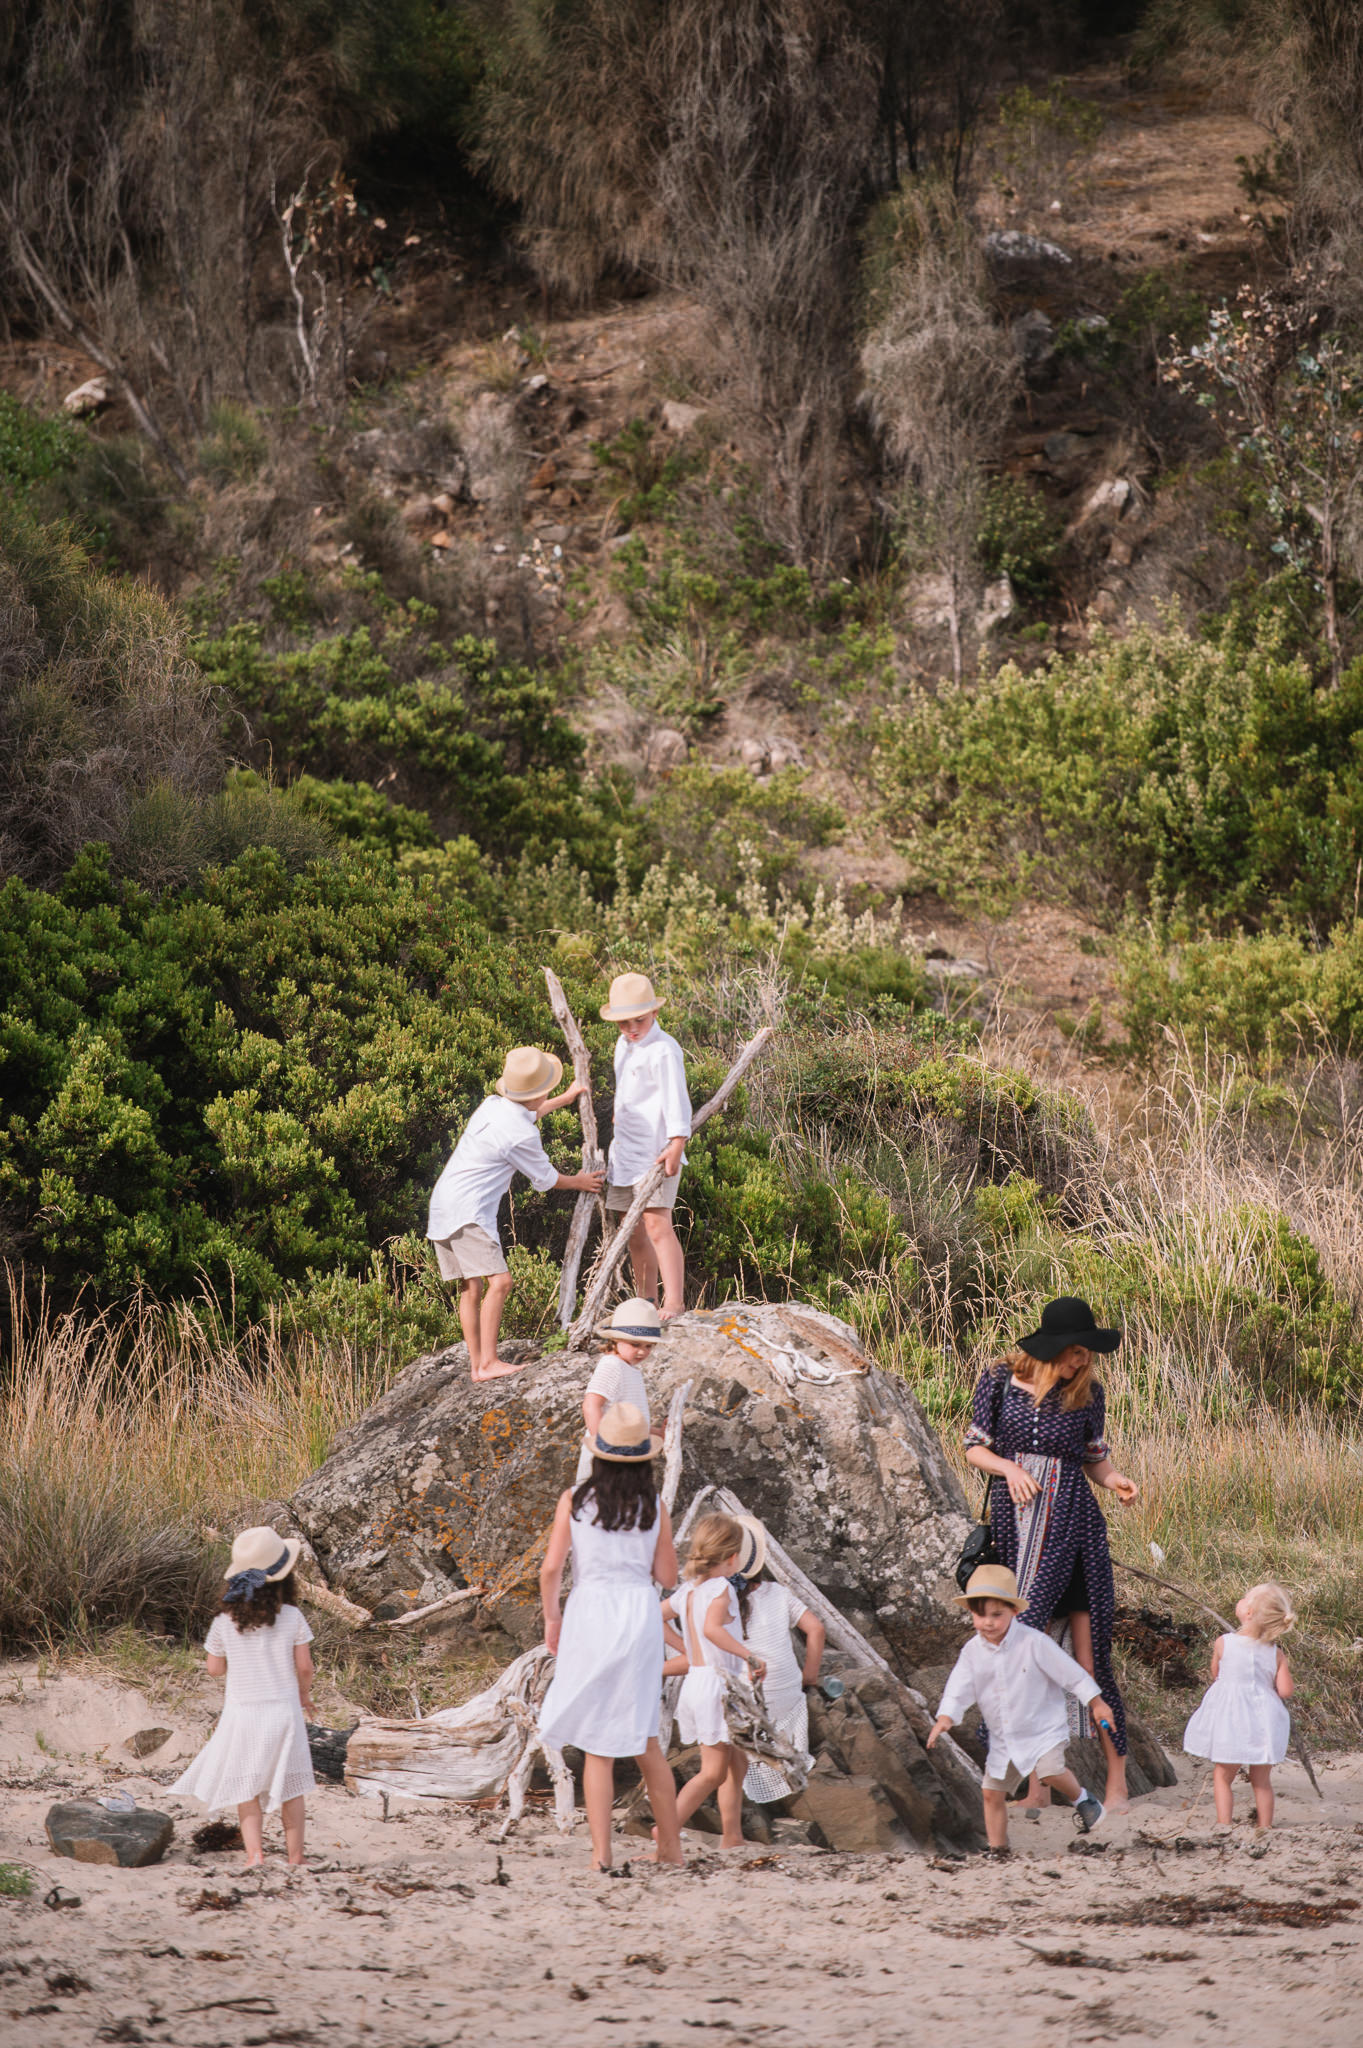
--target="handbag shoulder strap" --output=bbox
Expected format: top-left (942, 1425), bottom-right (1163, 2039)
top-left (979, 1365), bottom-right (1009, 1520)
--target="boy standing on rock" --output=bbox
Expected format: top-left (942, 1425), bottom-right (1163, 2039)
top-left (601, 972), bottom-right (692, 1322)
top-left (428, 1047), bottom-right (603, 1381)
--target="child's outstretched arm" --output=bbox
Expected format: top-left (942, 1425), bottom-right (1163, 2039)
top-left (539, 1491), bottom-right (574, 1655)
top-left (651, 1502), bottom-right (678, 1589)
top-left (539, 1079), bottom-right (589, 1116)
top-left (702, 1587), bottom-right (766, 1682)
top-left (796, 1610), bottom-right (827, 1687)
top-left (1275, 1648), bottom-right (1294, 1699)
top-left (926, 1714), bottom-right (953, 1750)
top-left (294, 1641), bottom-right (316, 1720)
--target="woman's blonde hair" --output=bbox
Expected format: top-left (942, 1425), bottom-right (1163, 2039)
top-left (684, 1513), bottom-right (743, 1581)
top-left (1004, 1344), bottom-right (1097, 1413)
top-left (1245, 1582), bottom-right (1296, 1644)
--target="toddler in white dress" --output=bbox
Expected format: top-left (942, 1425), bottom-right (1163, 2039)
top-left (539, 1401), bottom-right (685, 1872)
top-left (172, 1527), bottom-right (316, 1866)
top-left (1183, 1581), bottom-right (1295, 1828)
top-left (574, 1298), bottom-right (663, 1484)
top-left (661, 1513), bottom-right (767, 1847)
top-left (726, 1516), bottom-right (826, 1805)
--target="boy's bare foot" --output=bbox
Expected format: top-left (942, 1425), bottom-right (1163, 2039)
top-left (659, 1305), bottom-right (684, 1323)
top-left (473, 1358), bottom-right (526, 1381)
top-left (244, 1855), bottom-right (265, 1867)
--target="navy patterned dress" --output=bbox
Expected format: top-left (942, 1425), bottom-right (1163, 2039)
top-left (967, 1367), bottom-right (1128, 1757)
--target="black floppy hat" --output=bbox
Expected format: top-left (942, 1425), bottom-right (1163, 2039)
top-left (1016, 1296), bottom-right (1121, 1360)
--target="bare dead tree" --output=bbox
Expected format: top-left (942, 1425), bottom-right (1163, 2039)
top-left (861, 182), bottom-right (1020, 679)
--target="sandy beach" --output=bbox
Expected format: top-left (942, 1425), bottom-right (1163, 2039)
top-left (2, 1661), bottom-right (1359, 2048)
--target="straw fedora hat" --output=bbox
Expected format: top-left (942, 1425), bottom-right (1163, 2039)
top-left (224, 1525), bottom-right (301, 1584)
top-left (594, 1297), bottom-right (665, 1345)
top-left (734, 1514), bottom-right (768, 1581)
top-left (583, 1399), bottom-right (665, 1463)
top-left (954, 1563), bottom-right (1027, 1610)
top-left (494, 1045), bottom-right (564, 1101)
top-left (600, 971), bottom-right (664, 1022)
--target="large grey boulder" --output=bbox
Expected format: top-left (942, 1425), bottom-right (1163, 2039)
top-left (46, 1801), bottom-right (173, 1868)
top-left (289, 1303), bottom-right (973, 1666)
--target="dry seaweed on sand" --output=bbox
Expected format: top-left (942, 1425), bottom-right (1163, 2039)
top-left (1089, 1887), bottom-right (1360, 1930)
top-left (191, 1819), bottom-right (244, 1853)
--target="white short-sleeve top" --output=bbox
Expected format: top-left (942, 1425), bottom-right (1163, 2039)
top-left (205, 1605), bottom-right (314, 1707)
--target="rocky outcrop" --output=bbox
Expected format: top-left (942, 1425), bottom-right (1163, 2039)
top-left (289, 1304), bottom-right (973, 1667)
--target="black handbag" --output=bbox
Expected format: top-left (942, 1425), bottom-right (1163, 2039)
top-left (955, 1367), bottom-right (1008, 1593)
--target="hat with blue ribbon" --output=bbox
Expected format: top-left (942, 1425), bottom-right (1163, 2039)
top-left (222, 1525), bottom-right (302, 1604)
top-left (583, 1399), bottom-right (665, 1464)
top-left (594, 1298), bottom-right (665, 1346)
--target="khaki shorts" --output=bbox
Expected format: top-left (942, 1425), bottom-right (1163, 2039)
top-left (432, 1224), bottom-right (507, 1281)
top-left (983, 1743), bottom-right (1067, 1794)
top-left (606, 1170), bottom-right (681, 1214)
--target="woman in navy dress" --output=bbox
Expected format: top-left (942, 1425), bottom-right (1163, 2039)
top-left (965, 1297), bottom-right (1139, 1811)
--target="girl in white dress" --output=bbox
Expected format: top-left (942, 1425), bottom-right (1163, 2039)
top-left (661, 1513), bottom-right (767, 1847)
top-left (171, 1527), bottom-right (316, 1866)
top-left (728, 1517), bottom-right (826, 1805)
top-left (538, 1400), bottom-right (684, 1872)
top-left (1183, 1582), bottom-right (1295, 1827)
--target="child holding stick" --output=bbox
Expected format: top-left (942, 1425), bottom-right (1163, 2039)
top-left (538, 1402), bottom-right (684, 1872)
top-left (662, 1513), bottom-right (767, 1848)
top-left (1183, 1582), bottom-right (1295, 1828)
top-left (600, 973), bottom-right (691, 1321)
top-left (171, 1528), bottom-right (316, 1867)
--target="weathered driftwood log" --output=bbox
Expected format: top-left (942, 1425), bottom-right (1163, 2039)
top-left (567, 1024), bottom-right (776, 1348)
top-left (544, 966), bottom-right (607, 1328)
top-left (345, 1646), bottom-right (575, 1841)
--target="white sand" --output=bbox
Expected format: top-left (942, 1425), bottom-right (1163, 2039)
top-left (2, 1663), bottom-right (1361, 2046)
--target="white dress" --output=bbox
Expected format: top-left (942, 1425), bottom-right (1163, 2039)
top-left (741, 1580), bottom-right (811, 1803)
top-left (674, 1577), bottom-right (745, 1749)
top-left (538, 1502), bottom-right (665, 1757)
top-left (171, 1605), bottom-right (315, 1813)
top-left (1183, 1633), bottom-right (1290, 1767)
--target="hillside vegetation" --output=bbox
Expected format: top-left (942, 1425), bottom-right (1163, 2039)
top-left (2, 1), bottom-right (1363, 1733)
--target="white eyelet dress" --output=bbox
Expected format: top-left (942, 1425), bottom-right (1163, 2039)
top-left (1183, 1632), bottom-right (1290, 1767)
top-left (674, 1577), bottom-right (746, 1749)
top-left (538, 1502), bottom-right (665, 1758)
top-left (171, 1604), bottom-right (316, 1813)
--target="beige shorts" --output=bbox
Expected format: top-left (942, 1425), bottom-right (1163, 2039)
top-left (606, 1170), bottom-right (681, 1214)
top-left (983, 1743), bottom-right (1067, 1794)
top-left (432, 1224), bottom-right (507, 1281)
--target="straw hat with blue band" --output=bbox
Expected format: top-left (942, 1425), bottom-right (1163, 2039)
top-left (222, 1524), bottom-right (301, 1603)
top-left (583, 1399), bottom-right (665, 1463)
top-left (594, 1297), bottom-right (665, 1346)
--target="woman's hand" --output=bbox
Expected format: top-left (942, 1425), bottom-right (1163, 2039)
top-left (1003, 1461), bottom-right (1040, 1505)
top-left (544, 1613), bottom-right (562, 1655)
top-left (1104, 1471), bottom-right (1138, 1505)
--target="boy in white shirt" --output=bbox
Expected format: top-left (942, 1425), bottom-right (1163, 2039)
top-left (427, 1046), bottom-right (603, 1382)
top-left (927, 1563), bottom-right (1117, 1857)
top-left (574, 1297), bottom-right (664, 1482)
top-left (600, 972), bottom-right (692, 1322)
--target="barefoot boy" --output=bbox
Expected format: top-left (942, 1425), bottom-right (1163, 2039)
top-left (600, 972), bottom-right (692, 1321)
top-left (574, 1297), bottom-right (665, 1482)
top-left (927, 1564), bottom-right (1119, 1858)
top-left (428, 1046), bottom-right (603, 1381)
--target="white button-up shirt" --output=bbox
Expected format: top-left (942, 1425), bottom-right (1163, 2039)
top-left (426, 1096), bottom-right (559, 1244)
top-left (607, 1022), bottom-right (692, 1184)
top-left (937, 1619), bottom-right (1101, 1779)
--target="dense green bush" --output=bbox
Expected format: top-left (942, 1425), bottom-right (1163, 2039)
top-left (0, 844), bottom-right (581, 1311)
top-left (876, 612), bottom-right (1363, 929)
top-left (1119, 920), bottom-right (1363, 1064)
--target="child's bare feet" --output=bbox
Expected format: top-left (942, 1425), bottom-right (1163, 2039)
top-left (659, 1304), bottom-right (683, 1323)
top-left (473, 1357), bottom-right (526, 1381)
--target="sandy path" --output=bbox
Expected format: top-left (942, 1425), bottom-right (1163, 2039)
top-left (2, 1669), bottom-right (1361, 2047)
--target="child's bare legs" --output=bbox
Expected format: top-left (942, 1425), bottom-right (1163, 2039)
top-left (460, 1272), bottom-right (519, 1381)
top-left (582, 1753), bottom-right (617, 1869)
top-left (982, 1783), bottom-right (1010, 1849)
top-left (1069, 1610), bottom-right (1128, 1809)
top-left (237, 1797), bottom-right (265, 1866)
top-left (674, 1742), bottom-right (730, 1829)
top-left (1248, 1763), bottom-right (1274, 1828)
top-left (628, 1208), bottom-right (684, 1319)
top-left (716, 1748), bottom-right (747, 1847)
top-left (280, 1795), bottom-right (306, 1864)
top-left (637, 1738), bottom-right (684, 1864)
top-left (1212, 1761), bottom-right (1238, 1824)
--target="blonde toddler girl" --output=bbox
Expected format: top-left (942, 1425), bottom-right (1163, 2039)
top-left (1183, 1581), bottom-right (1295, 1828)
top-left (662, 1513), bottom-right (767, 1848)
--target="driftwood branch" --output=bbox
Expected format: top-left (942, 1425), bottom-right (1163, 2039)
top-left (568, 1025), bottom-right (776, 1347)
top-left (203, 1524), bottom-right (483, 1636)
top-left (380, 1583), bottom-right (486, 1632)
top-left (1114, 1559), bottom-right (1321, 1798)
top-left (543, 967), bottom-right (606, 1328)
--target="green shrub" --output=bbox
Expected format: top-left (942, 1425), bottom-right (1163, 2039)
top-left (0, 393), bottom-right (83, 493)
top-left (976, 476), bottom-right (1060, 605)
top-left (199, 401), bottom-right (269, 482)
top-left (1118, 920), bottom-right (1363, 1063)
top-left (646, 765), bottom-right (842, 894)
top-left (876, 611), bottom-right (1363, 928)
